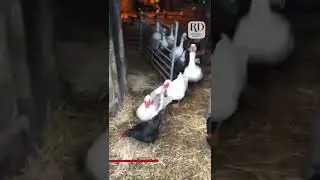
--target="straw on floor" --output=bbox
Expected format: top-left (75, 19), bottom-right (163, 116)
top-left (109, 85), bottom-right (211, 179)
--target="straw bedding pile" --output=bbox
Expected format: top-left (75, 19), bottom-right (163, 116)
top-left (109, 79), bottom-right (211, 179)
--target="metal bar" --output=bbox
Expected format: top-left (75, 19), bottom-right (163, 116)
top-left (154, 60), bottom-right (170, 76)
top-left (152, 50), bottom-right (171, 69)
top-left (170, 21), bottom-right (179, 80)
top-left (144, 46), bottom-right (153, 62)
top-left (154, 61), bottom-right (169, 78)
top-left (140, 12), bottom-right (177, 81)
top-left (151, 52), bottom-right (170, 75)
top-left (161, 46), bottom-right (171, 53)
top-left (155, 49), bottom-right (171, 63)
top-left (151, 58), bottom-right (170, 79)
top-left (150, 59), bottom-right (167, 79)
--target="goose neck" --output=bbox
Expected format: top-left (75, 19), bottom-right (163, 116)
top-left (179, 37), bottom-right (185, 47)
top-left (157, 92), bottom-right (164, 112)
top-left (189, 52), bottom-right (196, 66)
top-left (249, 0), bottom-right (271, 17)
top-left (162, 34), bottom-right (167, 41)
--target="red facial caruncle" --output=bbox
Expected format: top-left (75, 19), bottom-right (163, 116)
top-left (144, 95), bottom-right (151, 108)
top-left (163, 80), bottom-right (170, 89)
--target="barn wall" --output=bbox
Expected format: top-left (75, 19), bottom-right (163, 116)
top-left (0, 0), bottom-right (57, 177)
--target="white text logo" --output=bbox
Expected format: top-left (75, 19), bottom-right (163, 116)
top-left (187, 21), bottom-right (206, 39)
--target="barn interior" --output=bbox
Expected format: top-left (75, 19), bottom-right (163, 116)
top-left (110, 0), bottom-right (320, 179)
top-left (109, 0), bottom-right (212, 179)
top-left (6, 0), bottom-right (320, 180)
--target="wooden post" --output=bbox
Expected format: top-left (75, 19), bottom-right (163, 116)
top-left (6, 0), bottom-right (33, 117)
top-left (109, 0), bottom-right (128, 106)
top-left (108, 22), bottom-right (121, 114)
top-left (109, 39), bottom-right (121, 115)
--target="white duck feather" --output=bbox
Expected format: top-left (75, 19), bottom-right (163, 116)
top-left (183, 44), bottom-right (203, 82)
top-left (167, 26), bottom-right (175, 48)
top-left (136, 95), bottom-right (158, 121)
top-left (171, 33), bottom-right (187, 61)
top-left (150, 21), bottom-right (162, 49)
top-left (160, 30), bottom-right (168, 50)
top-left (233, 0), bottom-right (294, 64)
top-left (165, 73), bottom-right (188, 101)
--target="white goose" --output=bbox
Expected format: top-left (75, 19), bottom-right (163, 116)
top-left (151, 80), bottom-right (172, 110)
top-left (165, 72), bottom-right (188, 108)
top-left (136, 95), bottom-right (157, 121)
top-left (136, 81), bottom-right (169, 121)
top-left (166, 25), bottom-right (175, 48)
top-left (150, 21), bottom-right (162, 50)
top-left (160, 29), bottom-right (169, 50)
top-left (179, 50), bottom-right (186, 63)
top-left (183, 44), bottom-right (203, 83)
top-left (211, 34), bottom-right (248, 122)
top-left (171, 32), bottom-right (187, 61)
top-left (233, 0), bottom-right (294, 64)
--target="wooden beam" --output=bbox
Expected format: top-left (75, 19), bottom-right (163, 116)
top-left (109, 0), bottom-right (128, 106)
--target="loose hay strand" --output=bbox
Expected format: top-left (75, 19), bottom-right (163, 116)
top-left (109, 87), bottom-right (211, 180)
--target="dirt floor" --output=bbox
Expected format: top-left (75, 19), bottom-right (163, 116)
top-left (214, 13), bottom-right (320, 180)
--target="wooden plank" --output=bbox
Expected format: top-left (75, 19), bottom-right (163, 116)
top-left (109, 38), bottom-right (120, 109)
top-left (109, 0), bottom-right (128, 106)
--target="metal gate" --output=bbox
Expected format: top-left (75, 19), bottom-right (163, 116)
top-left (139, 13), bottom-right (180, 80)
